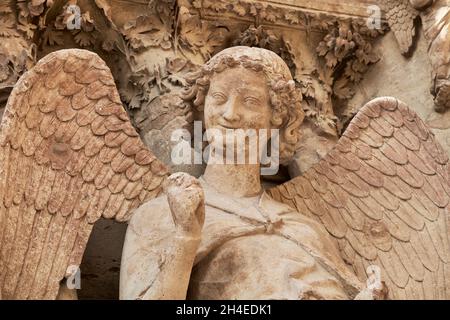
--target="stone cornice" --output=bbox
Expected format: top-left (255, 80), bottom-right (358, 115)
top-left (191, 0), bottom-right (387, 33)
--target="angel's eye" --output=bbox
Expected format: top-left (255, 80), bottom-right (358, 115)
top-left (244, 96), bottom-right (260, 107)
top-left (211, 92), bottom-right (227, 104)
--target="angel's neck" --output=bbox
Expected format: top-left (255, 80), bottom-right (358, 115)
top-left (203, 163), bottom-right (262, 198)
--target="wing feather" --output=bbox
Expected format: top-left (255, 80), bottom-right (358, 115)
top-left (382, 0), bottom-right (418, 55)
top-left (409, 233), bottom-right (434, 273)
top-left (338, 239), bottom-right (356, 265)
top-left (435, 261), bottom-right (447, 299)
top-left (45, 214), bottom-right (84, 299)
top-left (0, 49), bottom-right (169, 299)
top-left (4, 148), bottom-right (19, 208)
top-left (2, 202), bottom-right (33, 295)
top-left (29, 212), bottom-right (66, 298)
top-left (0, 205), bottom-right (21, 282)
top-left (48, 171), bottom-right (71, 214)
top-left (393, 240), bottom-right (424, 281)
top-left (14, 209), bottom-right (52, 299)
top-left (269, 97), bottom-right (450, 299)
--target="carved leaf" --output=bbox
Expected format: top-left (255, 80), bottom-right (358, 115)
top-left (73, 30), bottom-right (96, 47)
top-left (123, 15), bottom-right (172, 50)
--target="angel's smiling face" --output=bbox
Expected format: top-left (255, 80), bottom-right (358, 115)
top-left (204, 66), bottom-right (272, 133)
top-left (203, 67), bottom-right (274, 163)
top-left (182, 46), bottom-right (304, 167)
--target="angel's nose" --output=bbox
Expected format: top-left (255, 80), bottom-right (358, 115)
top-left (222, 98), bottom-right (241, 122)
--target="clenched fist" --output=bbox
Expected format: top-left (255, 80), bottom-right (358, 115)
top-left (164, 172), bottom-right (205, 237)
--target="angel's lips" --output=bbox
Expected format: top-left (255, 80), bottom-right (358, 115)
top-left (208, 133), bottom-right (259, 149)
top-left (212, 124), bottom-right (239, 130)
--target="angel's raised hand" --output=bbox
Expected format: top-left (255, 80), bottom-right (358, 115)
top-left (165, 172), bottom-right (205, 237)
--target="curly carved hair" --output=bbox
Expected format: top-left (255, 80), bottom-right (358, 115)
top-left (181, 46), bottom-right (304, 165)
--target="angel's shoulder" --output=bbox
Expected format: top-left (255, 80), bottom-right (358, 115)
top-left (127, 194), bottom-right (174, 237)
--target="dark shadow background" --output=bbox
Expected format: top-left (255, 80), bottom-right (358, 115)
top-left (78, 219), bottom-right (127, 300)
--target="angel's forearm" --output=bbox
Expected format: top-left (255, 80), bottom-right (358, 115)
top-left (141, 235), bottom-right (200, 300)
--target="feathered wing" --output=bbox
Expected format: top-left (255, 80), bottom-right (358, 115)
top-left (0, 49), bottom-right (169, 299)
top-left (381, 0), bottom-right (419, 55)
top-left (269, 97), bottom-right (450, 300)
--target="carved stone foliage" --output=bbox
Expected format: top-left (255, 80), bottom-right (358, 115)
top-left (0, 1), bottom-right (385, 133)
top-left (1, 0), bottom-right (449, 301)
top-left (0, 1), bottom-right (36, 101)
top-left (1, 0), bottom-right (446, 168)
top-left (194, 0), bottom-right (381, 35)
top-left (316, 21), bottom-right (384, 132)
top-left (0, 0), bottom-right (125, 106)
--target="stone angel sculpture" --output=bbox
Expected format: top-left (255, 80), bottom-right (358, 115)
top-left (0, 49), bottom-right (170, 300)
top-left (382, 0), bottom-right (450, 111)
top-left (119, 46), bottom-right (450, 300)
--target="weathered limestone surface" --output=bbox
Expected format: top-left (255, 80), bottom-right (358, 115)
top-left (349, 30), bottom-right (450, 155)
top-left (0, 0), bottom-right (448, 300)
top-left (0, 49), bottom-right (169, 300)
top-left (120, 46), bottom-right (449, 300)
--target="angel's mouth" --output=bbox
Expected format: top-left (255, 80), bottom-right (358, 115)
top-left (214, 124), bottom-right (239, 130)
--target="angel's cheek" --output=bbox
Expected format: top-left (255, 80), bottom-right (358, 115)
top-left (203, 112), bottom-right (215, 130)
top-left (241, 112), bottom-right (272, 131)
top-left (204, 103), bottom-right (221, 129)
